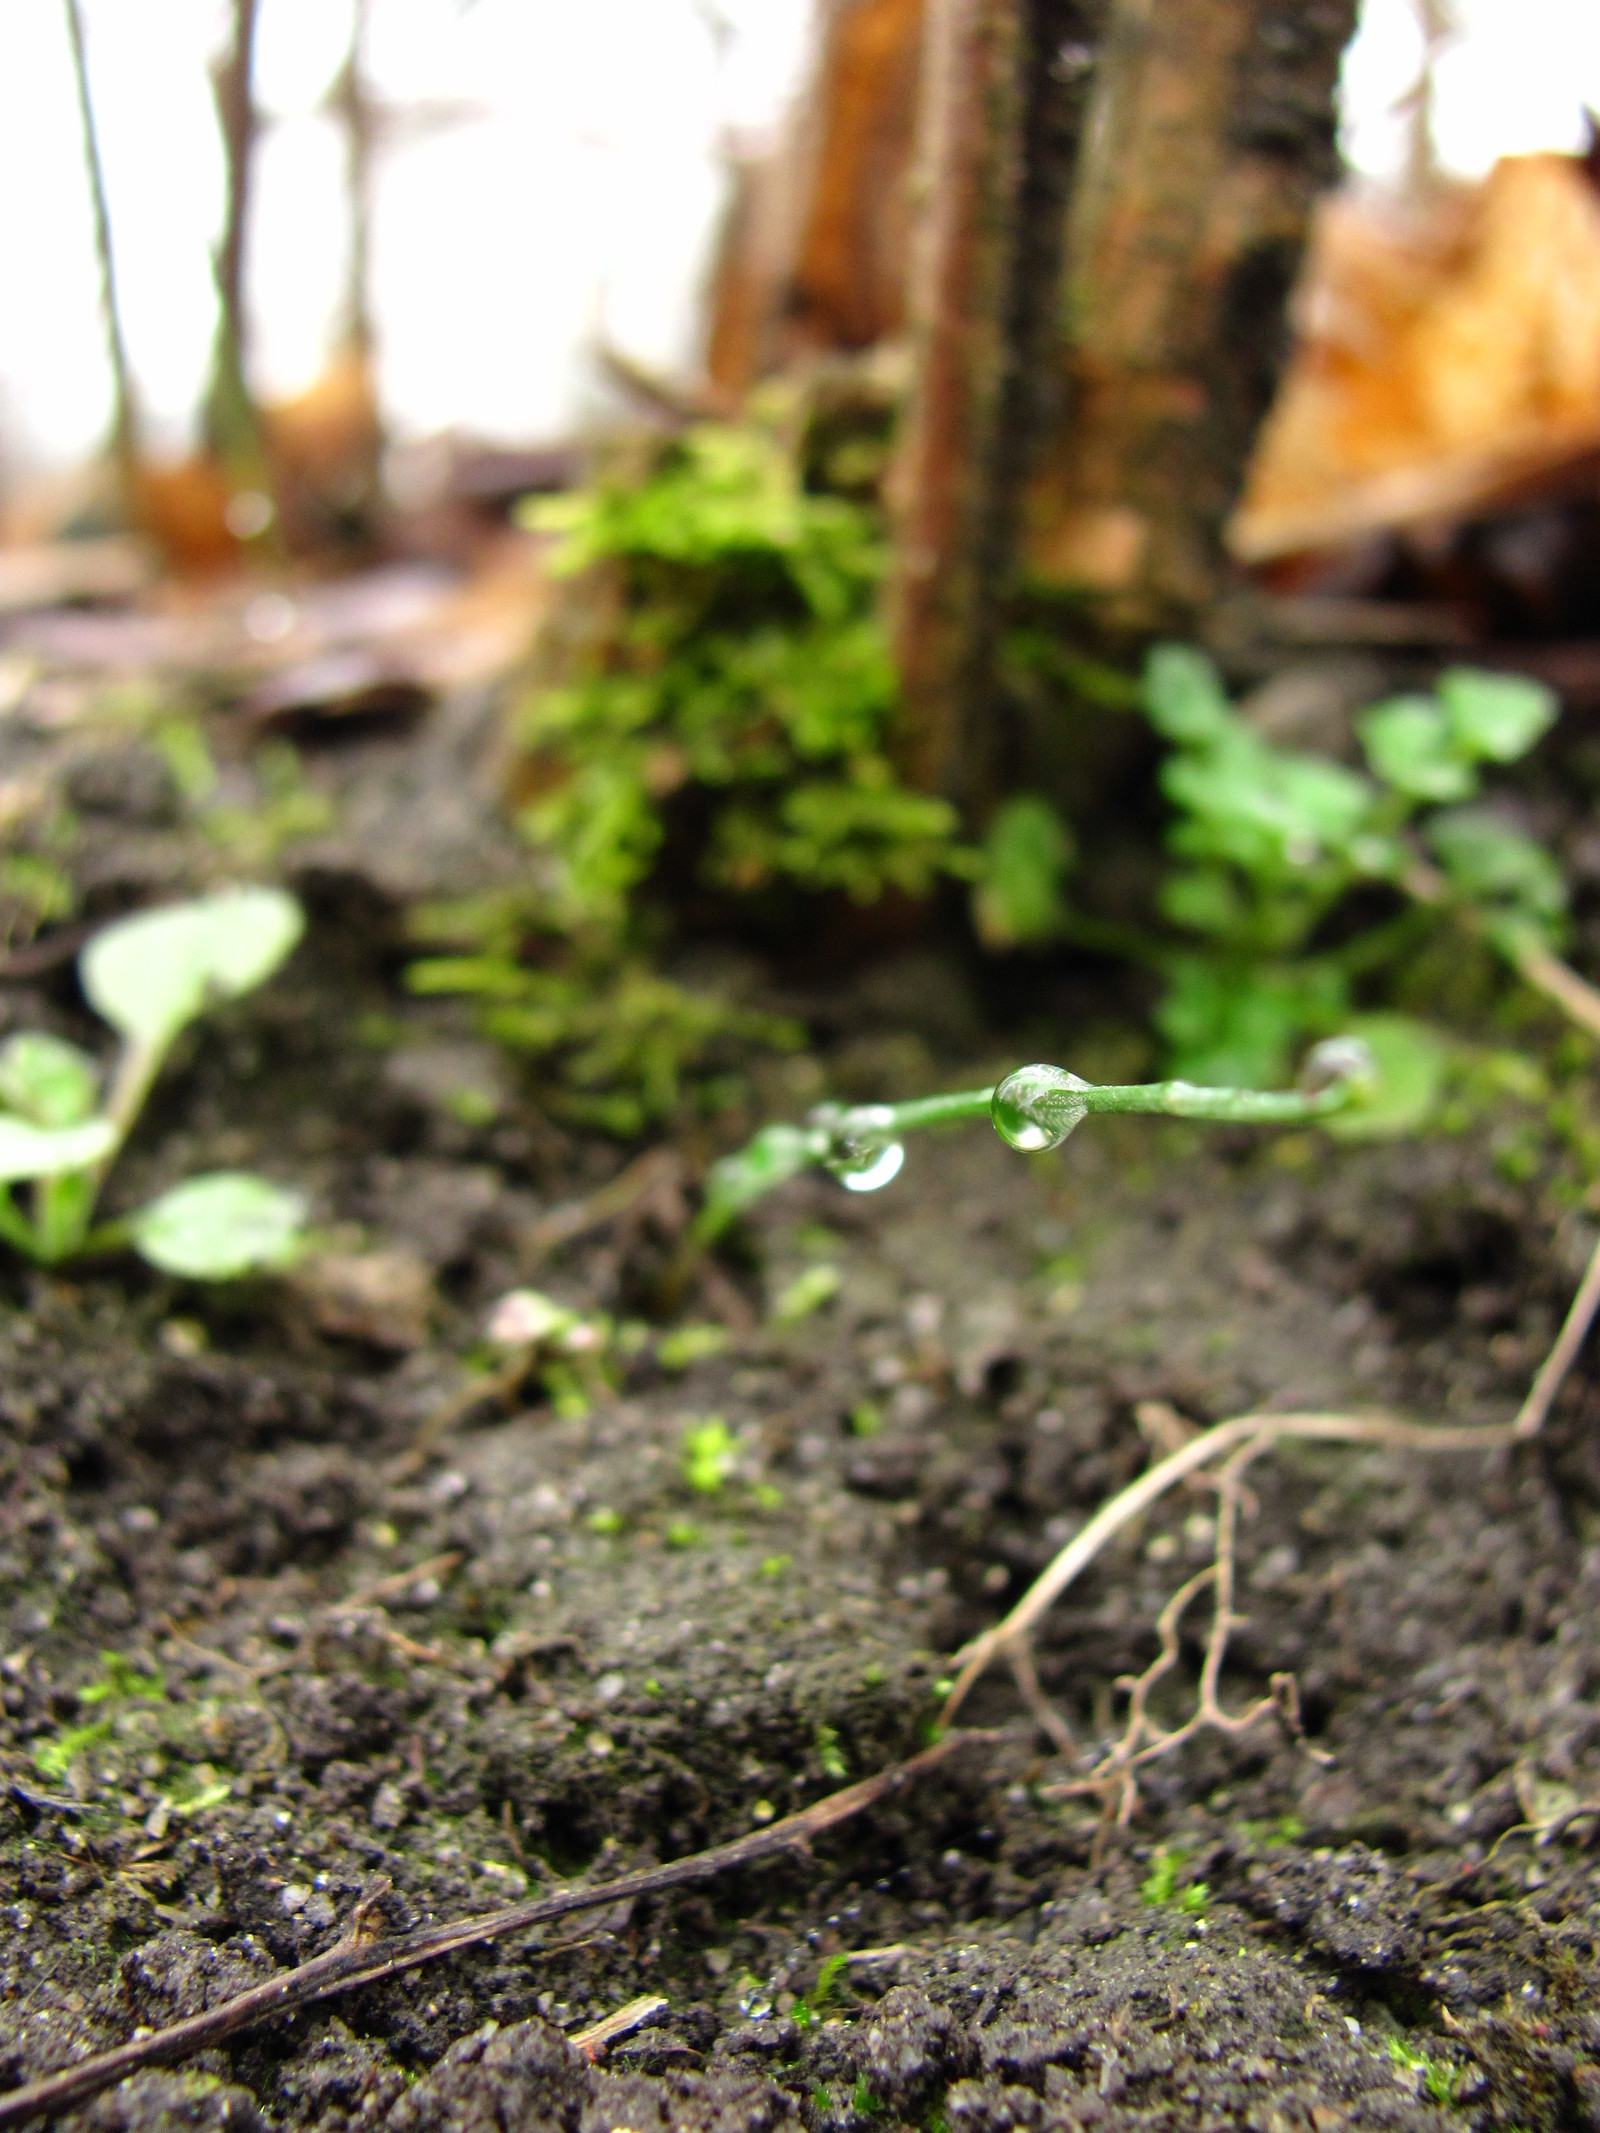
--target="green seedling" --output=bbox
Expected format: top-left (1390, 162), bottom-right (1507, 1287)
top-left (484, 1287), bottom-right (614, 1416)
top-left (814, 1723), bottom-right (848, 1780)
top-left (682, 1416), bottom-right (739, 1494)
top-left (657, 1321), bottom-right (732, 1370)
top-left (696, 1038), bottom-right (1375, 1238)
top-left (0, 887), bottom-right (307, 1278)
top-left (771, 1261), bottom-right (843, 1323)
top-left (32, 1648), bottom-right (166, 1780)
top-left (793, 1950), bottom-right (853, 2027)
top-left (1141, 646), bottom-right (1570, 1090)
top-left (1388, 2037), bottom-right (1463, 2105)
top-left (1140, 1846), bottom-right (1209, 1913)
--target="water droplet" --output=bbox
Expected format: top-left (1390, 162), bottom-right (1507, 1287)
top-left (1298, 1036), bottom-right (1374, 1095)
top-left (833, 1140), bottom-right (905, 1193)
top-left (991, 1065), bottom-right (1090, 1152)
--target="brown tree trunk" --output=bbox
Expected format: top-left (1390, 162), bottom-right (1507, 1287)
top-left (1020, 0), bottom-right (1356, 634)
top-left (704, 0), bottom-right (925, 400)
top-left (885, 0), bottom-right (1103, 808)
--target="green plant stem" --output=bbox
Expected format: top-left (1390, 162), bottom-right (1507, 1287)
top-left (833, 1073), bottom-right (1353, 1141)
top-left (1402, 857), bottom-right (1600, 1043)
top-left (0, 1190), bottom-right (41, 1257)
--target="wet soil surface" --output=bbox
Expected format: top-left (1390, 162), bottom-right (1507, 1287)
top-left (6, 704), bottom-right (1600, 2131)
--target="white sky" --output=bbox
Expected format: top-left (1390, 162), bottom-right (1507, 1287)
top-left (0, 0), bottom-right (1596, 479)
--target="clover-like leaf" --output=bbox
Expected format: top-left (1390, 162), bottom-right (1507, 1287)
top-left (0, 1115), bottom-right (115, 1184)
top-left (0, 1032), bottom-right (99, 1127)
top-left (80, 887), bottom-right (304, 1050)
top-left (1437, 668), bottom-right (1557, 764)
top-left (130, 1172), bottom-right (307, 1280)
top-left (1358, 697), bottom-right (1476, 803)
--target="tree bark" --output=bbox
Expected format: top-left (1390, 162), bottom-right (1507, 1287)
top-left (886, 0), bottom-right (1102, 808)
top-left (1019, 0), bottom-right (1357, 633)
top-left (705, 0), bottom-right (925, 400)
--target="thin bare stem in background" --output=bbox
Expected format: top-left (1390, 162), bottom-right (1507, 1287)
top-left (203, 0), bottom-right (267, 482)
top-left (62, 0), bottom-right (140, 513)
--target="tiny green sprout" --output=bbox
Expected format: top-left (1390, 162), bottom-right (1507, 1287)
top-left (657, 1321), bottom-right (732, 1371)
top-left (850, 2076), bottom-right (884, 2118)
top-left (666, 1519), bottom-right (701, 1548)
top-left (0, 887), bottom-right (307, 1278)
top-left (861, 1661), bottom-right (886, 1687)
top-left (772, 1262), bottom-right (843, 1324)
top-left (682, 1417), bottom-right (739, 1494)
top-left (587, 1507), bottom-right (625, 1536)
top-left (815, 1723), bottom-right (848, 1780)
top-left (32, 1718), bottom-right (113, 1782)
top-left (1140, 1845), bottom-right (1206, 1912)
top-left (751, 1482), bottom-right (784, 1511)
top-left (698, 1039), bottom-right (1373, 1235)
top-left (760, 1553), bottom-right (791, 1578)
top-left (1388, 2037), bottom-right (1462, 2105)
top-left (848, 1400), bottom-right (883, 1438)
top-left (78, 1650), bottom-right (164, 1705)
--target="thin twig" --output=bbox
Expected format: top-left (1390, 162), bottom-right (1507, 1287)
top-left (1513, 1226), bottom-right (1600, 1438)
top-left (0, 1733), bottom-right (981, 2129)
top-left (62, 0), bottom-right (139, 508)
top-left (335, 1552), bottom-right (462, 1611)
top-left (571, 1993), bottom-right (669, 2061)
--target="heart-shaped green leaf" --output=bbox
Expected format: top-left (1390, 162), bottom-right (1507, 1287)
top-left (1437, 668), bottom-right (1557, 764)
top-left (130, 1172), bottom-right (307, 1280)
top-left (0, 1032), bottom-right (99, 1126)
top-left (1358, 697), bottom-right (1476, 803)
top-left (80, 888), bottom-right (304, 1049)
top-left (0, 1115), bottom-right (115, 1183)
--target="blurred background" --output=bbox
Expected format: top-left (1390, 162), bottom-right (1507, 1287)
top-left (3, 0), bottom-right (1597, 483)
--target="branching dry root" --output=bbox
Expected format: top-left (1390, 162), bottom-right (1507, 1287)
top-left (942, 1402), bottom-right (1517, 1820)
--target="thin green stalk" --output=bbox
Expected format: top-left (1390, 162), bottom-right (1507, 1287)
top-left (0, 1190), bottom-right (41, 1258)
top-left (829, 1072), bottom-right (1352, 1141)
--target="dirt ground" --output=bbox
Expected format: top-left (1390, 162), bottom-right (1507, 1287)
top-left (6, 678), bottom-right (1600, 2132)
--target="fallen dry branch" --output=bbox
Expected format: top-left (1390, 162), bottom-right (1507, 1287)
top-left (0, 1733), bottom-right (980, 2129)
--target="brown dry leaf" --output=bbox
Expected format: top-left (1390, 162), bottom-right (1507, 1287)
top-left (1231, 154), bottom-right (1600, 562)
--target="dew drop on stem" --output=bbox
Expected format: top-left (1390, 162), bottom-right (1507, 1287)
top-left (991, 1065), bottom-right (1091, 1152)
top-left (832, 1141), bottom-right (905, 1193)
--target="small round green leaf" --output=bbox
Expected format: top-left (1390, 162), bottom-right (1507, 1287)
top-left (80, 887), bottom-right (305, 1048)
top-left (0, 1032), bottom-right (100, 1126)
top-left (131, 1172), bottom-right (307, 1280)
top-left (0, 1115), bottom-right (115, 1183)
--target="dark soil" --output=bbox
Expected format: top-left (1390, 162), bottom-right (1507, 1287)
top-left (6, 688), bottom-right (1600, 2132)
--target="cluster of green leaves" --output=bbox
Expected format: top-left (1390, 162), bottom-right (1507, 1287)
top-left (1144, 647), bottom-right (1562, 1090)
top-left (408, 903), bottom-right (801, 1138)
top-left (409, 410), bottom-right (972, 1134)
top-left (520, 417), bottom-right (966, 924)
top-left (0, 887), bottom-right (307, 1279)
